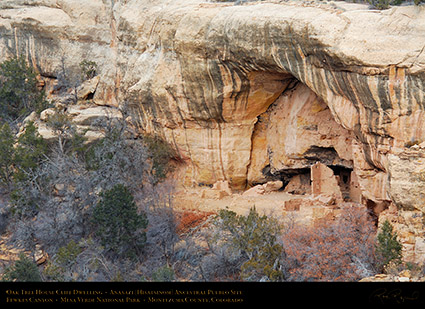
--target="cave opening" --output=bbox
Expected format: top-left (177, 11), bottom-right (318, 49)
top-left (244, 70), bottom-right (365, 207)
top-left (278, 164), bottom-right (359, 202)
top-left (276, 167), bottom-right (312, 195)
top-left (247, 75), bottom-right (358, 185)
top-left (304, 146), bottom-right (340, 166)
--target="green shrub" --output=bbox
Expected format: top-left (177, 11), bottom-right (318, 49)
top-left (1, 253), bottom-right (41, 282)
top-left (0, 121), bottom-right (48, 188)
top-left (43, 240), bottom-right (83, 281)
top-left (43, 238), bottom-right (112, 282)
top-left (14, 121), bottom-right (49, 181)
top-left (79, 60), bottom-right (98, 81)
top-left (92, 184), bottom-right (148, 259)
top-left (45, 109), bottom-right (89, 156)
top-left (0, 57), bottom-right (48, 121)
top-left (151, 265), bottom-right (175, 282)
top-left (364, 0), bottom-right (424, 9)
top-left (215, 207), bottom-right (284, 281)
top-left (368, 0), bottom-right (390, 9)
top-left (142, 134), bottom-right (176, 182)
top-left (55, 240), bottom-right (83, 268)
top-left (375, 220), bottom-right (403, 271)
top-left (0, 122), bottom-right (15, 187)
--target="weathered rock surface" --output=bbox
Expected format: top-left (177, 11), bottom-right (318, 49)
top-left (1, 0), bottom-right (425, 263)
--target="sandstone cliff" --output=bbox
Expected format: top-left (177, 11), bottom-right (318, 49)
top-left (1, 0), bottom-right (425, 264)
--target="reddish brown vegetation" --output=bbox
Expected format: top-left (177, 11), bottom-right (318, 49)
top-left (282, 206), bottom-right (377, 281)
top-left (175, 210), bottom-right (215, 236)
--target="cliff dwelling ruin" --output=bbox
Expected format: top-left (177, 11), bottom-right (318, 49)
top-left (179, 67), bottom-right (379, 227)
top-left (245, 74), bottom-right (364, 202)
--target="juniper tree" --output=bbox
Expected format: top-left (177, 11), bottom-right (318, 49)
top-left (0, 57), bottom-right (48, 123)
top-left (207, 207), bottom-right (284, 281)
top-left (1, 253), bottom-right (41, 282)
top-left (0, 121), bottom-right (48, 190)
top-left (375, 220), bottom-right (403, 271)
top-left (0, 122), bottom-right (15, 188)
top-left (92, 184), bottom-right (148, 260)
top-left (8, 116), bottom-right (150, 253)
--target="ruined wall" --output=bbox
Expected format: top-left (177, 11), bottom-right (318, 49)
top-left (248, 82), bottom-right (354, 186)
top-left (311, 162), bottom-right (342, 199)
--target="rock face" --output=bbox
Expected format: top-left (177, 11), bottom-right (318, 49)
top-left (1, 0), bottom-right (425, 263)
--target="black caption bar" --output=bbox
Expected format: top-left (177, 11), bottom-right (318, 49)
top-left (0, 282), bottom-right (424, 305)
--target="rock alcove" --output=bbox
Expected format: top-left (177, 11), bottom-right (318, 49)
top-left (244, 72), bottom-right (362, 203)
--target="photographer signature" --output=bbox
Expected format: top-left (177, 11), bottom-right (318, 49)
top-left (370, 288), bottom-right (420, 304)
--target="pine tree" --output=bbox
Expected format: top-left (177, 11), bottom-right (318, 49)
top-left (14, 121), bottom-right (48, 181)
top-left (92, 184), bottom-right (148, 259)
top-left (1, 253), bottom-right (41, 282)
top-left (0, 121), bottom-right (48, 190)
top-left (216, 207), bottom-right (284, 281)
top-left (0, 122), bottom-right (15, 188)
top-left (375, 220), bottom-right (402, 270)
top-left (0, 57), bottom-right (48, 122)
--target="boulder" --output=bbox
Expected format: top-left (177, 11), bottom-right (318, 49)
top-left (76, 75), bottom-right (100, 101)
top-left (67, 106), bottom-right (122, 126)
top-left (242, 184), bottom-right (265, 196)
top-left (263, 180), bottom-right (283, 193)
top-left (312, 194), bottom-right (336, 207)
top-left (40, 108), bottom-right (56, 122)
